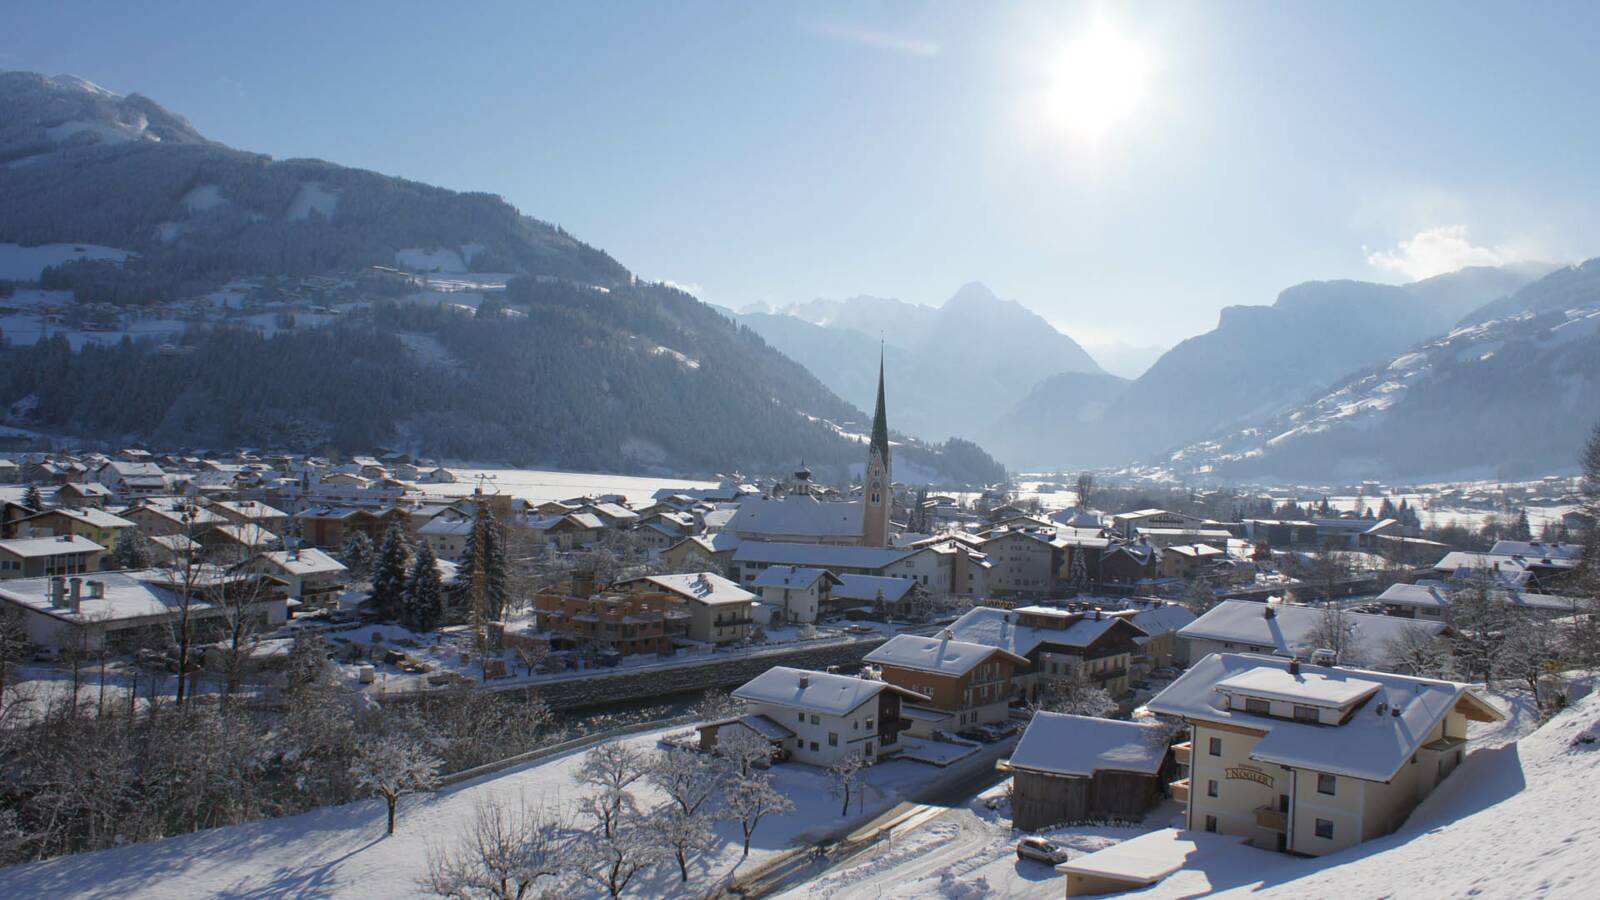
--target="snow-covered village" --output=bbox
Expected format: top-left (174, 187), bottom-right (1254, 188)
top-left (4, 4), bottom-right (1600, 899)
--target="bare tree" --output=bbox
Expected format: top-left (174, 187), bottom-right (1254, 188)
top-left (575, 814), bottom-right (663, 898)
top-left (1074, 472), bottom-right (1096, 510)
top-left (573, 742), bottom-right (648, 841)
top-left (1499, 616), bottom-right (1561, 699)
top-left (351, 728), bottom-right (442, 835)
top-left (725, 770), bottom-right (793, 858)
top-left (714, 723), bottom-right (776, 779)
top-left (1030, 667), bottom-right (1116, 718)
top-left (423, 796), bottom-right (569, 900)
top-left (157, 507), bottom-right (212, 707)
top-left (826, 752), bottom-right (868, 816)
top-left (1307, 604), bottom-right (1360, 665)
top-left (648, 748), bottom-right (721, 882)
top-left (1382, 622), bottom-right (1453, 678)
top-left (1446, 573), bottom-right (1510, 683)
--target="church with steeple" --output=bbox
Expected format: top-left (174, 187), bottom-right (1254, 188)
top-left (862, 352), bottom-right (892, 547)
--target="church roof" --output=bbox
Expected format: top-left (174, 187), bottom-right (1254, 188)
top-left (870, 350), bottom-right (890, 466)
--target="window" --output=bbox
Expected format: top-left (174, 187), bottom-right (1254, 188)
top-left (1204, 815), bottom-right (1218, 833)
top-left (810, 714), bottom-right (820, 725)
top-left (865, 716), bottom-right (875, 730)
top-left (809, 741), bottom-right (819, 752)
top-left (1208, 737), bottom-right (1222, 757)
top-left (1206, 779), bottom-right (1219, 798)
top-left (828, 732), bottom-right (838, 747)
top-left (1317, 774), bottom-right (1336, 796)
top-left (1245, 698), bottom-right (1270, 716)
top-left (1314, 818), bottom-right (1334, 840)
top-left (798, 712), bottom-right (805, 723)
top-left (1293, 705), bottom-right (1319, 723)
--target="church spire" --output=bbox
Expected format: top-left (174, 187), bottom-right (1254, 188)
top-left (870, 344), bottom-right (889, 466)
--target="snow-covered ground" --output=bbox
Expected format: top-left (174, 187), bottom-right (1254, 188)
top-left (779, 781), bottom-right (1181, 900)
top-left (0, 725), bottom-right (986, 899)
top-left (0, 242), bottom-right (132, 281)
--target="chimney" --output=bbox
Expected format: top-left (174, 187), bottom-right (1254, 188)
top-left (69, 577), bottom-right (82, 613)
top-left (1391, 706), bottom-right (1401, 718)
top-left (1094, 607), bottom-right (1102, 621)
top-left (1288, 658), bottom-right (1300, 676)
top-left (89, 580), bottom-right (105, 600)
top-left (49, 576), bottom-right (66, 608)
top-left (798, 673), bottom-right (810, 688)
top-left (1264, 605), bottom-right (1276, 619)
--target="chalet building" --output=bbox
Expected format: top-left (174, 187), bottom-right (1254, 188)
top-left (947, 605), bottom-right (1148, 700)
top-left (1129, 603), bottom-right (1198, 671)
top-left (833, 574), bottom-right (926, 618)
top-left (526, 511), bottom-right (605, 550)
top-left (1110, 509), bottom-right (1206, 540)
top-left (13, 507), bottom-right (135, 552)
top-left (95, 460), bottom-right (169, 498)
top-left (55, 481), bottom-right (113, 509)
top-left (1001, 713), bottom-right (1170, 831)
top-left (731, 542), bottom-right (912, 586)
top-left (660, 532), bottom-right (742, 573)
top-left (417, 515), bottom-right (473, 560)
top-left (0, 534), bottom-right (106, 579)
top-left (533, 575), bottom-right (689, 656)
top-left (0, 568), bottom-right (288, 652)
top-left (1149, 653), bottom-right (1503, 856)
top-left (1376, 581), bottom-right (1578, 620)
top-left (751, 566), bottom-right (840, 626)
top-left (1098, 542), bottom-right (1161, 589)
top-left (614, 572), bottom-right (757, 645)
top-left (198, 523), bottom-right (280, 558)
top-left (250, 547), bottom-right (349, 607)
top-left (864, 633), bottom-right (1027, 736)
top-left (1157, 543), bottom-right (1226, 580)
top-left (206, 499), bottom-right (289, 533)
top-left (296, 505), bottom-right (406, 549)
top-left (715, 666), bottom-right (927, 766)
top-left (981, 528), bottom-right (1067, 597)
top-left (122, 502), bottom-right (227, 537)
top-left (1180, 600), bottom-right (1447, 671)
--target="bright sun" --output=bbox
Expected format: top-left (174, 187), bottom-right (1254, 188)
top-left (1044, 19), bottom-right (1151, 143)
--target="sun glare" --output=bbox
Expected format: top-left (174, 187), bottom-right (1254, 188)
top-left (1044, 19), bottom-right (1150, 143)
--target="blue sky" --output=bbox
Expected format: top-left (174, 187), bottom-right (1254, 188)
top-left (6, 1), bottom-right (1598, 348)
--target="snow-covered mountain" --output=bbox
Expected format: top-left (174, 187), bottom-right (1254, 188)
top-left (1167, 259), bottom-right (1600, 481)
top-left (738, 281), bottom-right (1104, 447)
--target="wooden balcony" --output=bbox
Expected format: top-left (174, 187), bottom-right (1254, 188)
top-left (1170, 778), bottom-right (1190, 803)
top-left (1173, 741), bottom-right (1192, 766)
top-left (1254, 805), bottom-right (1287, 831)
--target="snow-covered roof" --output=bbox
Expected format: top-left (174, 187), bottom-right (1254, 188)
top-left (751, 566), bottom-right (836, 590)
top-left (418, 517), bottom-right (473, 536)
top-left (1130, 604), bottom-right (1197, 639)
top-left (1146, 653), bottom-right (1503, 782)
top-left (946, 605), bottom-right (1142, 657)
top-left (30, 507), bottom-right (134, 529)
top-left (674, 532), bottom-right (741, 555)
top-left (1487, 540), bottom-right (1583, 561)
top-left (0, 569), bottom-right (216, 625)
top-left (832, 574), bottom-right (917, 604)
top-left (259, 547), bottom-right (348, 577)
top-left (618, 572), bottom-right (754, 606)
top-left (733, 666), bottom-right (927, 715)
top-left (210, 500), bottom-right (286, 520)
top-left (732, 541), bottom-right (912, 570)
top-left (1378, 581), bottom-right (1579, 613)
top-left (208, 523), bottom-right (279, 547)
top-left (1054, 829), bottom-right (1247, 885)
top-left (864, 633), bottom-right (1026, 676)
top-left (1214, 667), bottom-right (1382, 708)
top-left (726, 495), bottom-right (863, 540)
top-left (1007, 712), bottom-right (1168, 777)
top-left (0, 534), bottom-right (104, 558)
top-left (1179, 600), bottom-right (1444, 667)
top-left (1435, 550), bottom-right (1577, 574)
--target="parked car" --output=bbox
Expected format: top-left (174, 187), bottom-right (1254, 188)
top-left (1016, 836), bottom-right (1071, 864)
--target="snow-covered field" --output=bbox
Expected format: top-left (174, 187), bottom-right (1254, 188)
top-left (0, 242), bottom-right (132, 281)
top-left (0, 726), bottom-right (985, 899)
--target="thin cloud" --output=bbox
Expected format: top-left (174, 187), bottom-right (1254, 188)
top-left (658, 279), bottom-right (703, 297)
top-left (1364, 225), bottom-right (1529, 281)
top-left (804, 21), bottom-right (942, 57)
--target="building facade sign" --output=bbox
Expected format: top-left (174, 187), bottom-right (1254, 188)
top-left (1225, 766), bottom-right (1274, 788)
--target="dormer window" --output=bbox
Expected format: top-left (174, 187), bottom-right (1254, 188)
top-left (1293, 705), bottom-right (1319, 723)
top-left (1244, 697), bottom-right (1270, 716)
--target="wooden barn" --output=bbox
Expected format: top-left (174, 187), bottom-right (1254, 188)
top-left (1001, 712), bottom-right (1172, 832)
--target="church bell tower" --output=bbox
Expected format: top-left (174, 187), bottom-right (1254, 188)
top-left (862, 350), bottom-right (892, 547)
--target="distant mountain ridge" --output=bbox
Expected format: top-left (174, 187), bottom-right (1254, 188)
top-left (0, 70), bottom-right (1005, 485)
top-left (737, 281), bottom-right (1104, 447)
top-left (1164, 259), bottom-right (1600, 481)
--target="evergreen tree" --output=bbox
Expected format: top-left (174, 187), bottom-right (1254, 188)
top-left (451, 504), bottom-right (509, 621)
top-left (111, 527), bottom-right (152, 569)
top-left (341, 530), bottom-right (374, 580)
top-left (21, 485), bottom-right (43, 513)
top-left (1378, 497), bottom-right (1396, 519)
top-left (403, 541), bottom-right (445, 632)
top-left (1508, 508), bottom-right (1532, 541)
top-left (370, 524), bottom-right (411, 620)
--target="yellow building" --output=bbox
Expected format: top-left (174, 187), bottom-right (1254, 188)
top-left (1149, 652), bottom-right (1503, 856)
